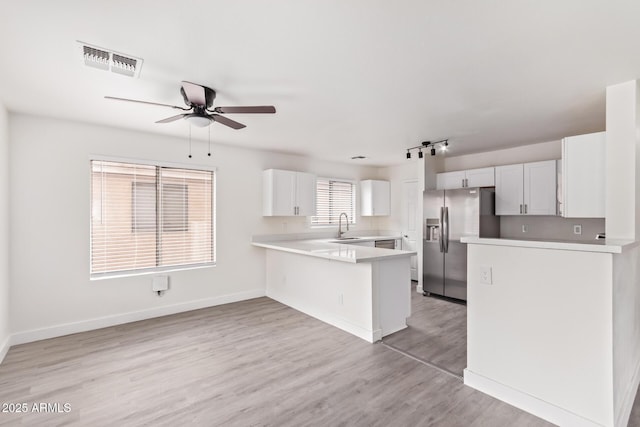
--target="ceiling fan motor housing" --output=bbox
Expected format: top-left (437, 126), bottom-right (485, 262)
top-left (180, 85), bottom-right (216, 108)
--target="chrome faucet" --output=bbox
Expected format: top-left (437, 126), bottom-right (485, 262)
top-left (337, 212), bottom-right (350, 238)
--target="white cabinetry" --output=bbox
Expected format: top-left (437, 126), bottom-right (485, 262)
top-left (495, 160), bottom-right (557, 216)
top-left (561, 132), bottom-right (605, 218)
top-left (436, 171), bottom-right (465, 190)
top-left (361, 180), bottom-right (390, 216)
top-left (436, 167), bottom-right (495, 189)
top-left (263, 169), bottom-right (316, 216)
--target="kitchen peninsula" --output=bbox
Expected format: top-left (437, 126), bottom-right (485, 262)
top-left (462, 236), bottom-right (640, 427)
top-left (252, 235), bottom-right (417, 343)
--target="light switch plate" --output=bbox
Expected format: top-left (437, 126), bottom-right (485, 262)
top-left (573, 224), bottom-right (582, 235)
top-left (479, 265), bottom-right (492, 285)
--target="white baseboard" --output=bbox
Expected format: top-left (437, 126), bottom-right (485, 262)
top-left (0, 334), bottom-right (10, 364)
top-left (267, 291), bottom-right (378, 343)
top-left (464, 369), bottom-right (602, 427)
top-left (615, 358), bottom-right (640, 427)
top-left (9, 289), bottom-right (265, 347)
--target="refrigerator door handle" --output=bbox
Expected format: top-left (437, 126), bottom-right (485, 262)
top-left (439, 207), bottom-right (444, 252)
top-left (443, 207), bottom-right (450, 253)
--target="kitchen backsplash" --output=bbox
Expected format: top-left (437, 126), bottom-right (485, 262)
top-left (500, 216), bottom-right (605, 242)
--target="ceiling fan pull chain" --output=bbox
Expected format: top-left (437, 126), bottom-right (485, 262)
top-left (188, 125), bottom-right (192, 159)
top-left (208, 125), bottom-right (212, 157)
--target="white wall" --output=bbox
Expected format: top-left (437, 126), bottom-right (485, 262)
top-left (8, 114), bottom-right (377, 340)
top-left (0, 102), bottom-right (10, 361)
top-left (466, 243), bottom-right (614, 426)
top-left (605, 80), bottom-right (640, 240)
top-left (442, 140), bottom-right (561, 171)
top-left (612, 245), bottom-right (640, 427)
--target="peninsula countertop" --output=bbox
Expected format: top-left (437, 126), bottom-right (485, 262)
top-left (251, 236), bottom-right (417, 263)
top-left (461, 236), bottom-right (639, 254)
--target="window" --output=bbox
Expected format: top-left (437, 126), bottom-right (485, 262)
top-left (90, 160), bottom-right (215, 278)
top-left (311, 178), bottom-right (356, 226)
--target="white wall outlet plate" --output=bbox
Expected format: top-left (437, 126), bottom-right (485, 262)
top-left (152, 275), bottom-right (169, 292)
top-left (479, 265), bottom-right (492, 285)
top-left (573, 224), bottom-right (582, 235)
top-left (522, 225), bottom-right (528, 233)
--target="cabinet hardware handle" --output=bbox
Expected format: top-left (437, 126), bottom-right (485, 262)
top-left (462, 178), bottom-right (465, 187)
top-left (465, 178), bottom-right (468, 187)
top-left (524, 204), bottom-right (528, 214)
top-left (520, 204), bottom-right (523, 214)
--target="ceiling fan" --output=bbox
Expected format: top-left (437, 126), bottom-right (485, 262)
top-left (105, 81), bottom-right (276, 129)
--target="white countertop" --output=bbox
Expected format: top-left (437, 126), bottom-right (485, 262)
top-left (252, 237), bottom-right (417, 263)
top-left (461, 236), bottom-right (639, 254)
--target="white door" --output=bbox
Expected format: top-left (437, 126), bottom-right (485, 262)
top-left (465, 167), bottom-right (495, 187)
top-left (495, 164), bottom-right (524, 215)
top-left (295, 172), bottom-right (317, 216)
top-left (524, 160), bottom-right (557, 215)
top-left (436, 171), bottom-right (465, 190)
top-left (402, 180), bottom-right (419, 281)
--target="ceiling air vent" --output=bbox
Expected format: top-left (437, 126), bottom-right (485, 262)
top-left (79, 42), bottom-right (143, 78)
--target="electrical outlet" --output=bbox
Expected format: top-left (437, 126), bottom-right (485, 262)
top-left (573, 224), bottom-right (582, 235)
top-left (522, 225), bottom-right (528, 233)
top-left (479, 265), bottom-right (492, 285)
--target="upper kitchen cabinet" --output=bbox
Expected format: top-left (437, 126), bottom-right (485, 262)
top-left (495, 160), bottom-right (557, 216)
top-left (436, 167), bottom-right (495, 189)
top-left (361, 180), bottom-right (390, 216)
top-left (263, 169), bottom-right (316, 216)
top-left (561, 132), bottom-right (605, 218)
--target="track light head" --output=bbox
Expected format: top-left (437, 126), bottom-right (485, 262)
top-left (406, 150), bottom-right (411, 159)
top-left (431, 148), bottom-right (436, 156)
top-left (418, 149), bottom-right (423, 159)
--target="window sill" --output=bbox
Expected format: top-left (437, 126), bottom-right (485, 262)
top-left (309, 224), bottom-right (357, 229)
top-left (90, 262), bottom-right (216, 281)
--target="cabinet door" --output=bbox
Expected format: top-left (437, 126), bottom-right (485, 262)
top-left (295, 172), bottom-right (317, 216)
top-left (524, 160), bottom-right (557, 215)
top-left (436, 171), bottom-right (465, 190)
top-left (372, 180), bottom-right (390, 215)
top-left (495, 164), bottom-right (524, 215)
top-left (465, 167), bottom-right (495, 187)
top-left (562, 132), bottom-right (605, 218)
top-left (263, 169), bottom-right (296, 216)
top-left (361, 180), bottom-right (390, 216)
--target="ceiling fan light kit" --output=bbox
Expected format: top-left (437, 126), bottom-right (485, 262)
top-left (406, 139), bottom-right (449, 159)
top-left (105, 81), bottom-right (276, 130)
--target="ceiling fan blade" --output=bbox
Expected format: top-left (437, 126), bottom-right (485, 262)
top-left (213, 106), bottom-right (276, 114)
top-left (104, 96), bottom-right (188, 110)
top-left (212, 114), bottom-right (246, 129)
top-left (181, 81), bottom-right (207, 106)
top-left (156, 114), bottom-right (188, 124)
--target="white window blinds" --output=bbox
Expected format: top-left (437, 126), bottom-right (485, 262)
top-left (90, 160), bottom-right (215, 278)
top-left (311, 178), bottom-right (356, 226)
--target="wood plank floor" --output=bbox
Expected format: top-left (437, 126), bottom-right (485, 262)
top-left (0, 295), bottom-right (588, 426)
top-left (383, 287), bottom-right (467, 377)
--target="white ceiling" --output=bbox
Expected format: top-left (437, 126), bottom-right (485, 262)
top-left (1, 1), bottom-right (640, 166)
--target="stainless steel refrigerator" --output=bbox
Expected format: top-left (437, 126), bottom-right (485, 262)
top-left (423, 187), bottom-right (500, 301)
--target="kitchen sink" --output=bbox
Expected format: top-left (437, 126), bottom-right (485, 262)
top-left (333, 237), bottom-right (360, 241)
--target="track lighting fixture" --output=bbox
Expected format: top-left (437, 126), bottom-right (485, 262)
top-left (405, 139), bottom-right (450, 159)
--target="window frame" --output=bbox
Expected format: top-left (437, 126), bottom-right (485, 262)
top-left (310, 177), bottom-right (357, 228)
top-left (89, 155), bottom-right (217, 280)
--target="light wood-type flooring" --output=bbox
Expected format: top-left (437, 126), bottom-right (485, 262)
top-left (0, 292), bottom-right (634, 426)
top-left (383, 287), bottom-right (467, 377)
